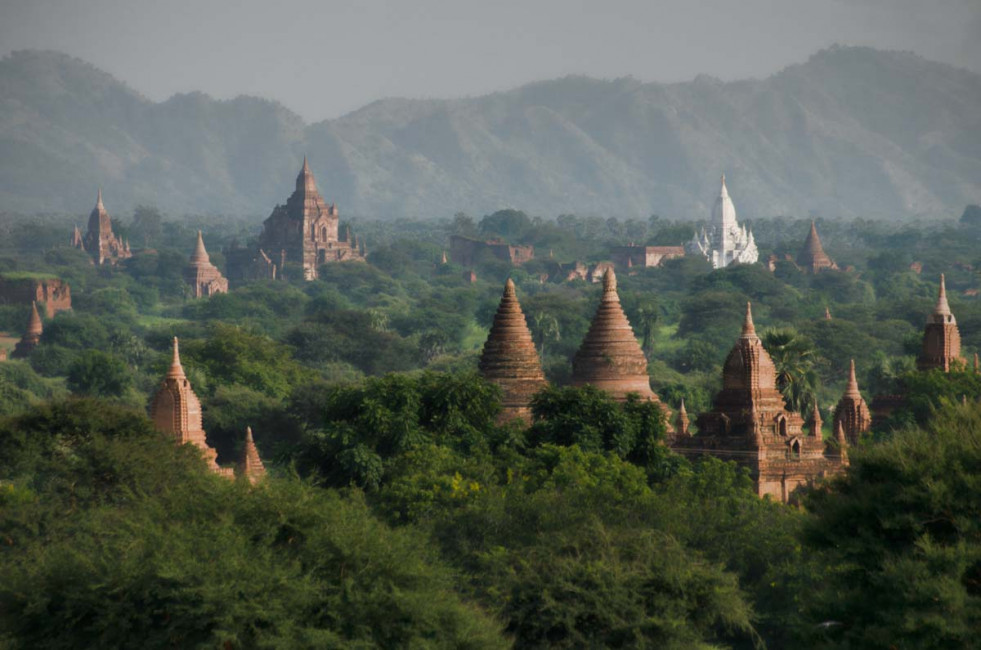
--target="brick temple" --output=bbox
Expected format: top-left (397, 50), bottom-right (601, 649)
top-left (258, 157), bottom-right (364, 280)
top-left (478, 278), bottom-right (547, 423)
top-left (833, 360), bottom-right (872, 444)
top-left (183, 231), bottom-right (228, 298)
top-left (917, 274), bottom-right (962, 372)
top-left (11, 301), bottom-right (43, 359)
top-left (673, 303), bottom-right (847, 502)
top-left (72, 189), bottom-right (132, 265)
top-left (796, 221), bottom-right (838, 273)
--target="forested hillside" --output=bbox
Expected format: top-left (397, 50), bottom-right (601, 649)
top-left (1, 46), bottom-right (979, 218)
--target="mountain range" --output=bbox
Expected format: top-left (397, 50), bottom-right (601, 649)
top-left (0, 46), bottom-right (979, 221)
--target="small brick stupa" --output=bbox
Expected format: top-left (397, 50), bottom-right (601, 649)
top-left (76, 189), bottom-right (131, 265)
top-left (675, 303), bottom-right (845, 502)
top-left (183, 231), bottom-right (229, 298)
top-left (237, 426), bottom-right (266, 484)
top-left (917, 274), bottom-right (962, 372)
top-left (833, 359), bottom-right (872, 444)
top-left (796, 221), bottom-right (838, 273)
top-left (478, 278), bottom-right (547, 423)
top-left (11, 301), bottom-right (43, 359)
top-left (572, 269), bottom-right (671, 420)
top-left (150, 337), bottom-right (230, 476)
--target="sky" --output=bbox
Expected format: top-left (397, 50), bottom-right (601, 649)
top-left (1, 0), bottom-right (979, 122)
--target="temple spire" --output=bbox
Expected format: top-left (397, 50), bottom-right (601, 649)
top-left (844, 359), bottom-right (861, 398)
top-left (96, 188), bottom-right (104, 210)
top-left (26, 301), bottom-right (42, 337)
top-left (808, 397), bottom-right (823, 437)
top-left (603, 267), bottom-right (617, 294)
top-left (167, 336), bottom-right (186, 379)
top-left (934, 274), bottom-right (952, 317)
top-left (741, 302), bottom-right (757, 338)
top-left (675, 398), bottom-right (690, 437)
top-left (237, 426), bottom-right (267, 483)
top-left (190, 230), bottom-right (210, 264)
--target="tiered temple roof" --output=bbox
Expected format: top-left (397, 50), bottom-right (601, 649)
top-left (797, 221), bottom-right (838, 273)
top-left (149, 338), bottom-right (229, 476)
top-left (675, 303), bottom-right (845, 502)
top-left (917, 274), bottom-right (962, 372)
top-left (183, 231), bottom-right (228, 298)
top-left (833, 359), bottom-right (872, 444)
top-left (478, 278), bottom-right (547, 422)
top-left (11, 301), bottom-right (43, 359)
top-left (572, 269), bottom-right (670, 421)
top-left (76, 189), bottom-right (131, 265)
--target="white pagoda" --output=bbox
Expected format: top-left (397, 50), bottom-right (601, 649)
top-left (687, 174), bottom-right (758, 269)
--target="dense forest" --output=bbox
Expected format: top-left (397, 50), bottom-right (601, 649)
top-left (2, 204), bottom-right (981, 648)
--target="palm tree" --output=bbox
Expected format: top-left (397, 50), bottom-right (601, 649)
top-left (532, 311), bottom-right (561, 359)
top-left (635, 303), bottom-right (659, 360)
top-left (761, 328), bottom-right (820, 413)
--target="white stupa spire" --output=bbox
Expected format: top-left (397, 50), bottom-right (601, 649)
top-left (686, 172), bottom-right (759, 269)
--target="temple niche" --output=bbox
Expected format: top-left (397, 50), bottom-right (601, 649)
top-left (478, 278), bottom-right (547, 423)
top-left (571, 268), bottom-right (672, 427)
top-left (686, 174), bottom-right (758, 269)
top-left (72, 189), bottom-right (132, 265)
top-left (183, 231), bottom-right (228, 298)
top-left (259, 157), bottom-right (364, 280)
top-left (673, 303), bottom-right (846, 502)
top-left (917, 274), bottom-right (962, 372)
top-left (796, 221), bottom-right (838, 273)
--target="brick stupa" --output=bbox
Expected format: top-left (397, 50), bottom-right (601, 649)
top-left (833, 359), bottom-right (872, 444)
top-left (75, 189), bottom-right (131, 265)
top-left (11, 301), bottom-right (43, 359)
top-left (237, 426), bottom-right (266, 484)
top-left (796, 221), bottom-right (838, 273)
top-left (675, 303), bottom-right (846, 502)
top-left (572, 269), bottom-right (671, 421)
top-left (183, 231), bottom-right (228, 298)
top-left (478, 278), bottom-right (547, 423)
top-left (917, 274), bottom-right (962, 372)
top-left (150, 337), bottom-right (231, 477)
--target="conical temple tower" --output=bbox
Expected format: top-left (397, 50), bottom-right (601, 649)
top-left (675, 399), bottom-right (690, 438)
top-left (149, 337), bottom-right (229, 475)
top-left (236, 426), bottom-right (267, 484)
top-left (797, 221), bottom-right (838, 273)
top-left (11, 301), bottom-right (43, 359)
top-left (183, 230), bottom-right (229, 298)
top-left (675, 303), bottom-right (845, 502)
top-left (833, 359), bottom-right (872, 445)
top-left (917, 274), bottom-right (962, 372)
top-left (572, 269), bottom-right (670, 416)
top-left (478, 278), bottom-right (547, 422)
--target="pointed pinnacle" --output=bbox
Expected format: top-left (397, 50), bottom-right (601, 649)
top-left (26, 301), bottom-right (43, 336)
top-left (679, 398), bottom-right (687, 416)
top-left (96, 188), bottom-right (104, 209)
top-left (935, 273), bottom-right (951, 315)
top-left (741, 302), bottom-right (756, 338)
top-left (302, 155), bottom-right (310, 173)
top-left (504, 277), bottom-right (516, 297)
top-left (245, 426), bottom-right (254, 443)
top-left (603, 267), bottom-right (617, 293)
top-left (167, 336), bottom-right (185, 378)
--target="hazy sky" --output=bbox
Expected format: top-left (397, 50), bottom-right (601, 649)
top-left (1, 0), bottom-right (979, 121)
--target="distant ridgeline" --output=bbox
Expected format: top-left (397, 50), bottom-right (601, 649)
top-left (0, 47), bottom-right (979, 218)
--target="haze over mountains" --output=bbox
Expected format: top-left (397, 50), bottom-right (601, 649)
top-left (1, 46), bottom-right (979, 221)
